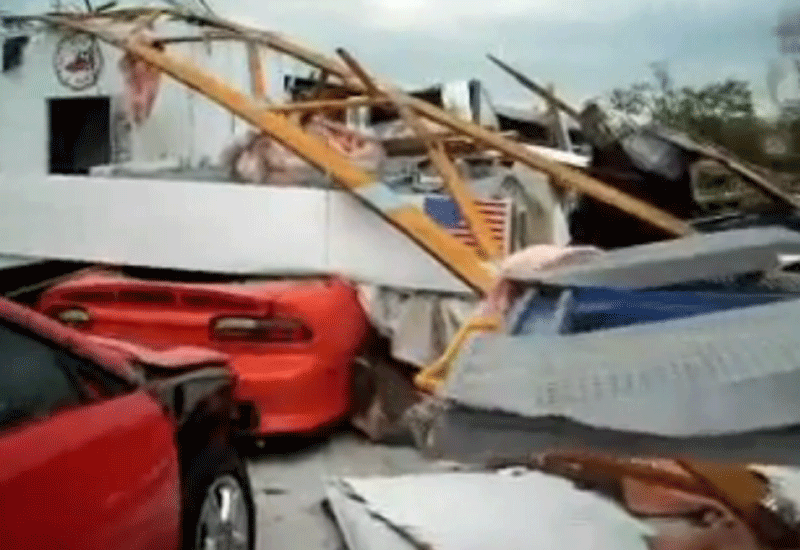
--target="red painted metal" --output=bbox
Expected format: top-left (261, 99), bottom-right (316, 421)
top-left (0, 297), bottom-right (183, 550)
top-left (0, 393), bottom-right (181, 550)
top-left (38, 272), bottom-right (371, 435)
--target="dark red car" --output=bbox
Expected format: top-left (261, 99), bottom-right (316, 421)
top-left (0, 296), bottom-right (255, 550)
top-left (38, 270), bottom-right (370, 437)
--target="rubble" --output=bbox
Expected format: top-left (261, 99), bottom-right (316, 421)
top-left (6, 14), bottom-right (800, 547)
top-left (412, 228), bottom-right (800, 462)
top-left (325, 449), bottom-right (800, 550)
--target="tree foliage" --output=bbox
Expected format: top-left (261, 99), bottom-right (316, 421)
top-left (608, 63), bottom-right (755, 139)
top-left (603, 63), bottom-right (800, 171)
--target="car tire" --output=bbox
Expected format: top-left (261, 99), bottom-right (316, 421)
top-left (182, 442), bottom-right (255, 550)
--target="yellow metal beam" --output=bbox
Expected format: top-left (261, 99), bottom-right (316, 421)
top-left (45, 16), bottom-right (496, 294)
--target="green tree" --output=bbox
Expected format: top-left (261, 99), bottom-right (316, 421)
top-left (608, 63), bottom-right (755, 139)
top-left (604, 63), bottom-right (790, 169)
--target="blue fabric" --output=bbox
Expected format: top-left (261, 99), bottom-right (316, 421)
top-left (512, 287), bottom-right (792, 335)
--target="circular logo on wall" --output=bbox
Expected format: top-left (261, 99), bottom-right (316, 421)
top-left (53, 33), bottom-right (103, 91)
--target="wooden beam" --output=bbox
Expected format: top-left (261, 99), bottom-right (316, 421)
top-left (487, 55), bottom-right (800, 213)
top-left (57, 10), bottom-right (692, 235)
top-left (383, 133), bottom-right (479, 157)
top-left (487, 54), bottom-right (617, 147)
top-left (304, 49), bottom-right (689, 236)
top-left (246, 41), bottom-right (266, 98)
top-left (381, 131), bottom-right (521, 158)
top-left (335, 49), bottom-right (379, 95)
top-left (336, 49), bottom-right (503, 259)
top-left (213, 36), bottom-right (690, 236)
top-left (126, 10), bottom-right (163, 37)
top-left (94, 7), bottom-right (356, 80)
top-left (266, 96), bottom-right (392, 113)
top-left (407, 96), bottom-right (692, 236)
top-left (667, 137), bottom-right (800, 212)
top-left (487, 54), bottom-right (581, 120)
top-left (337, 48), bottom-right (503, 259)
top-left (44, 16), bottom-right (495, 294)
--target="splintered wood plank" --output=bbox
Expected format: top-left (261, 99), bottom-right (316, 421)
top-left (246, 41), bottom-right (267, 98)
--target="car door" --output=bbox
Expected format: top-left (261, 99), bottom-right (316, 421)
top-left (0, 320), bottom-right (182, 550)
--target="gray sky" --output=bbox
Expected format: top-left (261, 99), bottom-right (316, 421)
top-left (5, 0), bottom-right (798, 115)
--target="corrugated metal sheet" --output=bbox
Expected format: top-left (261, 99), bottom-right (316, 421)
top-left (447, 298), bottom-right (800, 436)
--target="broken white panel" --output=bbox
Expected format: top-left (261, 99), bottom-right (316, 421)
top-left (0, 174), bottom-right (471, 293)
top-left (446, 298), bottom-right (800, 436)
top-left (325, 471), bottom-right (654, 550)
top-left (356, 286), bottom-right (478, 367)
top-left (327, 192), bottom-right (473, 292)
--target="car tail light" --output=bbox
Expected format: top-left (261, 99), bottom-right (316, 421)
top-left (54, 307), bottom-right (91, 329)
top-left (211, 316), bottom-right (312, 343)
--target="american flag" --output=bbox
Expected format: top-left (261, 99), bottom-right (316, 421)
top-left (423, 195), bottom-right (511, 254)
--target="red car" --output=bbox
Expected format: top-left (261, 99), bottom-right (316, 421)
top-left (37, 270), bottom-right (370, 436)
top-left (0, 296), bottom-right (255, 550)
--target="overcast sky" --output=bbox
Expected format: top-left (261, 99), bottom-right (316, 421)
top-left (215, 0), bottom-right (797, 115)
top-left (6, 0), bottom-right (799, 115)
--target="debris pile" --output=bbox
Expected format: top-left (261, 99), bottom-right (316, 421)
top-left (5, 4), bottom-right (800, 480)
top-left (325, 450), bottom-right (800, 550)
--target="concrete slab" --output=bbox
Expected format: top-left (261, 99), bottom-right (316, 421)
top-left (247, 431), bottom-right (444, 550)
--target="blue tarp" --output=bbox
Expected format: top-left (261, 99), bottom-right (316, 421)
top-left (513, 287), bottom-right (792, 335)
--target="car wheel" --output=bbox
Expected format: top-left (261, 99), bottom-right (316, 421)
top-left (183, 445), bottom-right (255, 550)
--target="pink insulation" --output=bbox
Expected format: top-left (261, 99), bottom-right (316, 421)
top-left (118, 32), bottom-right (163, 125)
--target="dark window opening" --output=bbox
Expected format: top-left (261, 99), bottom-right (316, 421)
top-left (48, 96), bottom-right (111, 175)
top-left (2, 36), bottom-right (29, 73)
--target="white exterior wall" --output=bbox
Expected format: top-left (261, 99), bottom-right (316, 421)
top-left (0, 24), bottom-right (258, 176)
top-left (0, 173), bottom-right (472, 293)
top-left (0, 24), bottom-right (473, 293)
